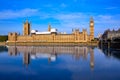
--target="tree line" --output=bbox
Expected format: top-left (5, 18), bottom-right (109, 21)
top-left (0, 35), bottom-right (8, 42)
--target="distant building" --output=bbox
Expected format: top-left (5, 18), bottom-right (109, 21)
top-left (101, 29), bottom-right (120, 41)
top-left (8, 17), bottom-right (94, 43)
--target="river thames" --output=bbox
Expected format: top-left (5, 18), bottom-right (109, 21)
top-left (0, 46), bottom-right (120, 80)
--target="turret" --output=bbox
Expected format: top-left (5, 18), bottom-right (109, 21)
top-left (48, 23), bottom-right (51, 32)
top-left (8, 32), bottom-right (17, 42)
top-left (82, 29), bottom-right (87, 42)
top-left (23, 20), bottom-right (30, 36)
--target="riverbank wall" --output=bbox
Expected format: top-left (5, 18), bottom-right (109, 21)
top-left (6, 42), bottom-right (98, 46)
top-left (0, 42), bottom-right (6, 46)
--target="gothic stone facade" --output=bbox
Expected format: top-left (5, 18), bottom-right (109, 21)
top-left (8, 18), bottom-right (94, 43)
top-left (101, 29), bottom-right (120, 41)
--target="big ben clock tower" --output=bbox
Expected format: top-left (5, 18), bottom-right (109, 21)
top-left (90, 17), bottom-right (94, 41)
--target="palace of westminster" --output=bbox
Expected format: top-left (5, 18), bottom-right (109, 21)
top-left (8, 17), bottom-right (94, 43)
top-left (8, 46), bottom-right (94, 69)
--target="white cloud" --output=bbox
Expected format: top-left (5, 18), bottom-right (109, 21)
top-left (60, 3), bottom-right (67, 8)
top-left (39, 12), bottom-right (120, 28)
top-left (44, 13), bottom-right (120, 36)
top-left (98, 15), bottom-right (112, 20)
top-left (0, 8), bottom-right (120, 36)
top-left (54, 13), bottom-right (86, 20)
top-left (95, 14), bottom-right (120, 24)
top-left (0, 8), bottom-right (38, 19)
top-left (105, 7), bottom-right (118, 10)
top-left (53, 13), bottom-right (90, 29)
top-left (38, 12), bottom-right (89, 26)
top-left (37, 12), bottom-right (91, 33)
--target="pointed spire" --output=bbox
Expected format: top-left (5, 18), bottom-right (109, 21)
top-left (90, 16), bottom-right (93, 21)
top-left (26, 19), bottom-right (28, 23)
top-left (24, 19), bottom-right (29, 24)
top-left (48, 23), bottom-right (51, 27)
top-left (48, 23), bottom-right (51, 31)
top-left (83, 28), bottom-right (87, 31)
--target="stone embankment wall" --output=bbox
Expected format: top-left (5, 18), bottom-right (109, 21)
top-left (0, 42), bottom-right (6, 46)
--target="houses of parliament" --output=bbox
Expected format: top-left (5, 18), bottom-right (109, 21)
top-left (8, 17), bottom-right (94, 43)
top-left (8, 46), bottom-right (94, 69)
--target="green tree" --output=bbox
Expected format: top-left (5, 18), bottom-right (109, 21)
top-left (0, 35), bottom-right (8, 42)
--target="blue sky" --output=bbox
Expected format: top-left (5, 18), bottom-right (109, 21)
top-left (0, 0), bottom-right (120, 37)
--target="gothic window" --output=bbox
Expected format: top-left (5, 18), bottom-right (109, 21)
top-left (10, 33), bottom-right (13, 35)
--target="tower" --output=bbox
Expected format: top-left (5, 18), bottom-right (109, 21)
top-left (90, 48), bottom-right (94, 70)
top-left (8, 32), bottom-right (17, 42)
top-left (90, 17), bottom-right (94, 40)
top-left (23, 20), bottom-right (30, 36)
top-left (23, 52), bottom-right (30, 66)
top-left (82, 29), bottom-right (87, 42)
top-left (48, 23), bottom-right (51, 32)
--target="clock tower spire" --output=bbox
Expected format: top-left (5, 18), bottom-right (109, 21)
top-left (90, 17), bottom-right (94, 40)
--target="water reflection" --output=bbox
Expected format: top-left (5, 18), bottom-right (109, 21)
top-left (99, 45), bottom-right (120, 60)
top-left (8, 46), bottom-right (95, 69)
top-left (0, 46), bottom-right (7, 53)
top-left (1, 46), bottom-right (120, 80)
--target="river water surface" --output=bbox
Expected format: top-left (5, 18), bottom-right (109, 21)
top-left (0, 46), bottom-right (120, 80)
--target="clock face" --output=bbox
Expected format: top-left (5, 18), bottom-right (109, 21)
top-left (90, 23), bottom-right (94, 26)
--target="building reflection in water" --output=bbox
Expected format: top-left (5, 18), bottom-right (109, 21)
top-left (23, 52), bottom-right (30, 67)
top-left (99, 45), bottom-right (120, 60)
top-left (90, 48), bottom-right (94, 70)
top-left (8, 46), bottom-right (95, 69)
